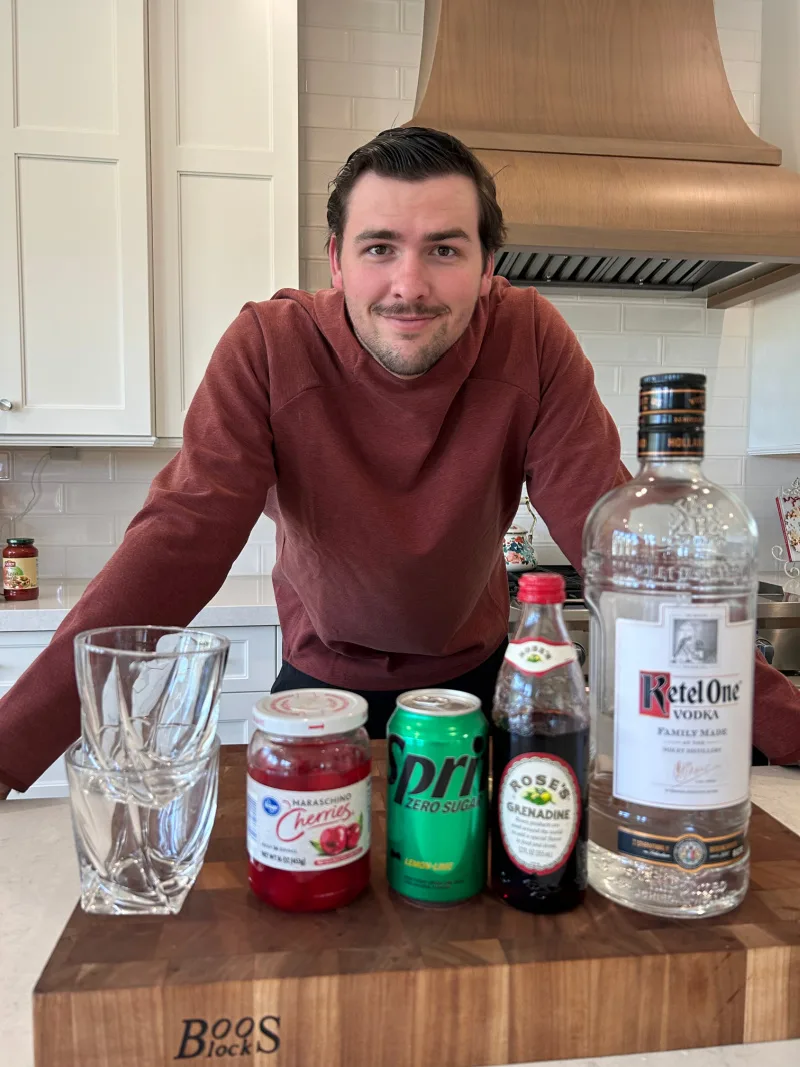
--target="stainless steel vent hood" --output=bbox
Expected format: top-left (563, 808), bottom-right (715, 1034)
top-left (407, 0), bottom-right (800, 307)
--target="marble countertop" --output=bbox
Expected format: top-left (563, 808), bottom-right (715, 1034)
top-left (0, 575), bottom-right (280, 630)
top-left (0, 569), bottom-right (795, 635)
top-left (2, 768), bottom-right (799, 1067)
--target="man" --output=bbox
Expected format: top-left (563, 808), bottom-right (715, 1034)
top-left (1, 127), bottom-right (799, 796)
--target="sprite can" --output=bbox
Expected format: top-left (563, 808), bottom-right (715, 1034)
top-left (386, 689), bottom-right (488, 906)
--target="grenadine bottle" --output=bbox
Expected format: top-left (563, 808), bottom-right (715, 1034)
top-left (491, 571), bottom-right (589, 913)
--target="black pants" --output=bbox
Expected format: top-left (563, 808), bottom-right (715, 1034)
top-left (270, 640), bottom-right (508, 738)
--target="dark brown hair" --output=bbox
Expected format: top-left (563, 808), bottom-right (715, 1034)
top-left (326, 127), bottom-right (506, 265)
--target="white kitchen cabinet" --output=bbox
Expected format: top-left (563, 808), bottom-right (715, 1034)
top-left (5, 623), bottom-right (278, 799)
top-left (149, 0), bottom-right (299, 440)
top-left (749, 286), bottom-right (800, 455)
top-left (0, 0), bottom-right (153, 440)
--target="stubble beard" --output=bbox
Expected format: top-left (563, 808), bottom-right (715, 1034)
top-left (345, 298), bottom-right (459, 378)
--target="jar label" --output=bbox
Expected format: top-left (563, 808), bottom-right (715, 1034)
top-left (613, 604), bottom-right (754, 810)
top-left (504, 638), bottom-right (577, 676)
top-left (498, 753), bottom-right (581, 874)
top-left (246, 773), bottom-right (371, 871)
top-left (3, 555), bottom-right (37, 591)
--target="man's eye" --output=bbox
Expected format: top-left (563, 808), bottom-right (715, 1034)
top-left (434, 246), bottom-right (457, 257)
top-left (366, 245), bottom-right (390, 256)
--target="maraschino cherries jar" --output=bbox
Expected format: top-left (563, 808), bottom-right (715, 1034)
top-left (247, 689), bottom-right (371, 912)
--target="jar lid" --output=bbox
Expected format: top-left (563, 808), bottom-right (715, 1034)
top-left (6, 538), bottom-right (34, 546)
top-left (253, 689), bottom-right (368, 737)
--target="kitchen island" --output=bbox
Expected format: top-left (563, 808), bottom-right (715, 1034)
top-left (2, 762), bottom-right (799, 1067)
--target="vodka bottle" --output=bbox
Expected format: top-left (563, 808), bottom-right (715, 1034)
top-left (583, 373), bottom-right (757, 918)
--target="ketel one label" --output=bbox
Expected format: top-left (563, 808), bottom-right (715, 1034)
top-left (614, 604), bottom-right (754, 810)
top-left (503, 638), bottom-right (577, 676)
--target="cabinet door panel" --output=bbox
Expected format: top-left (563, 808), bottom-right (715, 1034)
top-left (150, 0), bottom-right (299, 438)
top-left (0, 0), bottom-right (151, 437)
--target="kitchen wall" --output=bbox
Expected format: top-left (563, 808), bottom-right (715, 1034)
top-left (1, 0), bottom-right (796, 580)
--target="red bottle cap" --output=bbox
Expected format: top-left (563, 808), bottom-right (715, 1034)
top-left (517, 571), bottom-right (565, 604)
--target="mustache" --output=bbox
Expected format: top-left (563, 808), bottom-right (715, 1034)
top-left (372, 302), bottom-right (449, 318)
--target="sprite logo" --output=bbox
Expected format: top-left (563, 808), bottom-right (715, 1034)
top-left (387, 734), bottom-right (485, 810)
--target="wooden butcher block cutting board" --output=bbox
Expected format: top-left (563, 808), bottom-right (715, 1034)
top-left (33, 743), bottom-right (800, 1067)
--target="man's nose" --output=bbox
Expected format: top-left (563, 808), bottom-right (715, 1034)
top-left (390, 254), bottom-right (431, 303)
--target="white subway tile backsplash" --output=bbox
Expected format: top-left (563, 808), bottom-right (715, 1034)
top-left (300, 93), bottom-right (353, 129)
top-left (65, 546), bottom-right (117, 579)
top-left (708, 367), bottom-right (749, 397)
top-left (65, 482), bottom-right (149, 514)
top-left (731, 90), bottom-right (756, 123)
top-left (590, 366), bottom-right (620, 394)
top-left (702, 457), bottom-right (745, 485)
top-left (37, 546), bottom-right (66, 580)
top-left (707, 397), bottom-right (747, 427)
top-left (303, 260), bottom-right (332, 291)
top-left (722, 58), bottom-right (761, 93)
top-left (302, 193), bottom-right (330, 228)
top-left (350, 30), bottom-right (422, 65)
top-left (578, 334), bottom-right (661, 364)
top-left (663, 335), bottom-right (748, 367)
top-left (15, 515), bottom-right (115, 547)
top-left (400, 67), bottom-right (418, 100)
top-left (305, 127), bottom-right (370, 162)
top-left (229, 543), bottom-right (261, 576)
top-left (14, 450), bottom-right (113, 483)
top-left (353, 96), bottom-right (413, 130)
top-left (717, 27), bottom-right (759, 61)
top-left (302, 0), bottom-right (400, 32)
top-left (301, 160), bottom-right (341, 195)
top-left (714, 0), bottom-right (762, 33)
top-left (300, 226), bottom-right (329, 260)
top-left (706, 427), bottom-right (749, 454)
top-left (300, 26), bottom-right (350, 61)
top-left (0, 482), bottom-right (63, 515)
top-left (114, 450), bottom-right (176, 482)
top-left (705, 306), bottom-right (754, 337)
top-left (552, 301), bottom-right (622, 333)
top-left (623, 304), bottom-right (705, 334)
top-left (250, 514), bottom-right (278, 543)
top-left (401, 2), bottom-right (423, 34)
top-left (305, 60), bottom-right (399, 98)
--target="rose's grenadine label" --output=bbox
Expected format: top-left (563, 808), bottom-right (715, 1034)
top-left (247, 774), bottom-right (371, 872)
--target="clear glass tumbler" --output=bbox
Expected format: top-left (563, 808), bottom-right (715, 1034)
top-left (75, 626), bottom-right (229, 772)
top-left (66, 734), bottom-right (220, 915)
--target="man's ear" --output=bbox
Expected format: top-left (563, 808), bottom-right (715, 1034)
top-left (479, 251), bottom-right (495, 297)
top-left (329, 235), bottom-right (344, 291)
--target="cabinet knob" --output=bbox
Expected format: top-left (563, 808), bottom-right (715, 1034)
top-left (0, 399), bottom-right (13, 411)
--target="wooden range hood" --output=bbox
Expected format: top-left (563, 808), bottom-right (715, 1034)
top-left (408, 0), bottom-right (800, 307)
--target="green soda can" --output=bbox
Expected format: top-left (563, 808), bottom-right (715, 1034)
top-left (386, 689), bottom-right (488, 906)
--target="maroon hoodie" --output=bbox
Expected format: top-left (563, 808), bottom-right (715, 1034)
top-left (1, 280), bottom-right (798, 790)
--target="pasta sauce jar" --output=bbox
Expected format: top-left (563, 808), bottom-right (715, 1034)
top-left (247, 689), bottom-right (371, 912)
top-left (3, 538), bottom-right (39, 600)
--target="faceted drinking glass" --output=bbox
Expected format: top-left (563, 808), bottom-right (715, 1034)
top-left (66, 734), bottom-right (219, 915)
top-left (75, 626), bottom-right (229, 772)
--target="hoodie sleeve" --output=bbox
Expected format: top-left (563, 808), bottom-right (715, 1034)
top-left (0, 305), bottom-right (276, 792)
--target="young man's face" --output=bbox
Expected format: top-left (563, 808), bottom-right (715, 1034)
top-left (329, 172), bottom-right (494, 378)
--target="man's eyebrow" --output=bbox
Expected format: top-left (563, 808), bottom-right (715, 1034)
top-left (353, 228), bottom-right (472, 242)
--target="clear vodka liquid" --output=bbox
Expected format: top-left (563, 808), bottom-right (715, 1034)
top-left (582, 373), bottom-right (757, 918)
